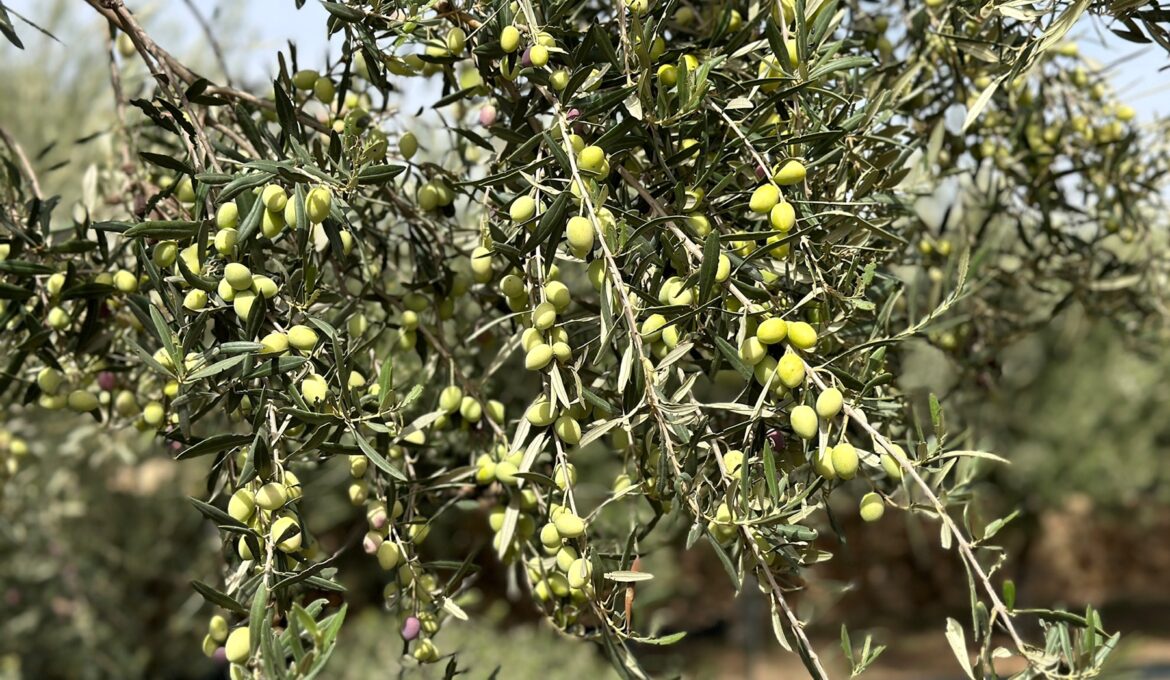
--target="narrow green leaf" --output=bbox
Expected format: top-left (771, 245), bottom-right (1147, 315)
top-left (177, 433), bottom-right (253, 460)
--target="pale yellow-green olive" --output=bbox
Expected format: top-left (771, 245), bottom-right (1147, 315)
top-left (208, 615), bottom-right (229, 643)
top-left (553, 511), bottom-right (585, 538)
top-left (816, 388), bottom-right (843, 419)
top-left (255, 482), bottom-right (287, 511)
top-left (223, 263), bottom-right (253, 291)
top-left (228, 488), bottom-right (256, 522)
top-left (224, 627), bottom-right (250, 664)
top-left (859, 492), bottom-right (885, 522)
top-left (773, 159), bottom-right (807, 186)
top-left (500, 25), bottom-right (521, 53)
top-left (271, 515), bottom-right (302, 552)
top-left (470, 246), bottom-right (493, 283)
top-left (216, 202), bottom-right (239, 230)
top-left (67, 389), bottom-right (99, 412)
top-left (756, 318), bottom-right (788, 345)
top-left (787, 321), bottom-right (817, 350)
top-left (287, 325), bottom-right (320, 351)
top-left (790, 404), bottom-right (818, 440)
top-left (777, 352), bottom-right (805, 388)
top-left (830, 441), bottom-right (859, 480)
top-left (749, 184), bottom-right (779, 214)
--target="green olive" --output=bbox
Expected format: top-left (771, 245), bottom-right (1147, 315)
top-left (777, 352), bottom-right (805, 388)
top-left (66, 390), bottom-right (99, 412)
top-left (209, 614), bottom-right (229, 643)
top-left (749, 184), bottom-right (780, 214)
top-left (399, 131), bottom-right (418, 160)
top-left (859, 492), bottom-right (885, 522)
top-left (880, 443), bottom-right (905, 480)
top-left (770, 201), bottom-right (795, 232)
top-left (739, 336), bottom-right (767, 366)
top-left (540, 522), bottom-right (561, 548)
top-left (773, 159), bottom-right (806, 186)
top-left (531, 302), bottom-right (557, 330)
top-left (578, 146), bottom-right (606, 173)
top-left (510, 196), bottom-right (536, 223)
top-left (544, 281), bottom-right (571, 311)
top-left (831, 441), bottom-right (859, 480)
top-left (553, 511), bottom-right (585, 538)
top-left (787, 321), bottom-right (818, 350)
top-left (460, 396), bottom-right (482, 422)
top-left (306, 186), bottom-right (333, 223)
top-left (255, 482), bottom-right (288, 511)
top-left (470, 246), bottom-right (494, 283)
top-left (756, 318), bottom-right (788, 345)
top-left (446, 27), bottom-right (466, 54)
top-left (261, 184), bottom-right (288, 212)
top-left (287, 325), bottom-right (320, 351)
top-left (223, 263), bottom-right (253, 291)
top-left (216, 202), bottom-right (239, 230)
top-left (36, 367), bottom-right (63, 395)
top-left (567, 557), bottom-right (592, 588)
top-left (790, 404), bottom-right (818, 440)
top-left (291, 69), bottom-right (319, 91)
top-left (500, 25), bottom-right (521, 53)
top-left (525, 343), bottom-right (554, 371)
top-left (554, 416), bottom-right (581, 445)
top-left (640, 313), bottom-right (668, 342)
top-left (224, 627), bottom-right (250, 664)
top-left (816, 388), bottom-right (843, 419)
top-left (228, 488), bottom-right (256, 522)
top-left (183, 289), bottom-right (208, 311)
top-left (271, 515), bottom-right (302, 553)
top-left (439, 385), bottom-right (463, 413)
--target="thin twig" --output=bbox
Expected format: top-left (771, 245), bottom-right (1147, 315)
top-left (180, 0), bottom-right (233, 87)
top-left (0, 124), bottom-right (43, 199)
top-left (803, 364), bottom-right (1029, 657)
top-left (83, 0), bottom-right (329, 134)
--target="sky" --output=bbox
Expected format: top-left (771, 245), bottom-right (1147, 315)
top-left (3, 0), bottom-right (1169, 119)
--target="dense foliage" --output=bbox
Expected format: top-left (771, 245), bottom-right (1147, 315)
top-left (1, 0), bottom-right (1167, 678)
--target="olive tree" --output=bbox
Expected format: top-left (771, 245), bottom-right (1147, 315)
top-left (1, 0), bottom-right (1166, 677)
